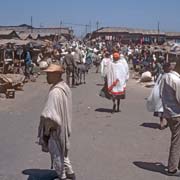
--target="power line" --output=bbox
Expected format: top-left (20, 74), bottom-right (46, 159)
top-left (62, 22), bottom-right (91, 27)
top-left (41, 20), bottom-right (101, 37)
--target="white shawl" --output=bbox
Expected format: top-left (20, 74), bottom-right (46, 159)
top-left (107, 60), bottom-right (127, 95)
top-left (38, 81), bottom-right (72, 153)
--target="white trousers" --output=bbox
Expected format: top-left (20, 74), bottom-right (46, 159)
top-left (48, 131), bottom-right (74, 179)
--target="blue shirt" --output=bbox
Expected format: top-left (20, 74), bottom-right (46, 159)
top-left (25, 51), bottom-right (32, 65)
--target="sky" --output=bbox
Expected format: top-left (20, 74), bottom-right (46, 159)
top-left (0, 0), bottom-right (180, 36)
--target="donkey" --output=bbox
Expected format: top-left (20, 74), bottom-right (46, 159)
top-left (76, 63), bottom-right (87, 84)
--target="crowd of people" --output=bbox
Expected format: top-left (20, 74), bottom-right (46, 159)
top-left (37, 40), bottom-right (131, 180)
top-left (34, 39), bottom-right (180, 179)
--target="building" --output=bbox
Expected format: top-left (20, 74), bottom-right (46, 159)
top-left (0, 24), bottom-right (74, 41)
top-left (90, 27), bottom-right (177, 45)
top-left (0, 30), bottom-right (19, 39)
top-left (166, 32), bottom-right (180, 43)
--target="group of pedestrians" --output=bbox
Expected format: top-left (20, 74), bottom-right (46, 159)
top-left (99, 43), bottom-right (180, 176)
top-left (36, 43), bottom-right (130, 179)
top-left (36, 39), bottom-right (180, 179)
top-left (36, 42), bottom-right (104, 180)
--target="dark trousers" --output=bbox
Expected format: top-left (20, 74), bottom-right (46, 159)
top-left (167, 117), bottom-right (180, 171)
top-left (25, 64), bottom-right (31, 79)
top-left (66, 66), bottom-right (75, 86)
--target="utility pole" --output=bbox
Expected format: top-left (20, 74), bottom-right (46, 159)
top-left (59, 20), bottom-right (63, 36)
top-left (85, 24), bottom-right (88, 35)
top-left (157, 21), bottom-right (160, 44)
top-left (89, 21), bottom-right (92, 34)
top-left (31, 16), bottom-right (33, 33)
top-left (96, 21), bottom-right (99, 30)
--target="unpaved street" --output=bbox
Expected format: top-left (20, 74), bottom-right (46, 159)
top-left (0, 69), bottom-right (176, 180)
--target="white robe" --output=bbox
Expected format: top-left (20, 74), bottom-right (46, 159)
top-left (107, 60), bottom-right (127, 95)
top-left (38, 81), bottom-right (72, 153)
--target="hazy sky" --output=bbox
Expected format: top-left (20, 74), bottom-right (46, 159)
top-left (0, 0), bottom-right (180, 36)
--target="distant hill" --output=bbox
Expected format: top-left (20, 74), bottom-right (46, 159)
top-left (18, 24), bottom-right (33, 28)
top-left (0, 24), bottom-right (32, 28)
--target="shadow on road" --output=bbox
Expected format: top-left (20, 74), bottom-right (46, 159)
top-left (140, 122), bottom-right (160, 129)
top-left (22, 169), bottom-right (58, 180)
top-left (133, 161), bottom-right (167, 175)
top-left (96, 83), bottom-right (104, 86)
top-left (95, 108), bottom-right (112, 113)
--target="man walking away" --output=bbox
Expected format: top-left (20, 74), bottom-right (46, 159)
top-left (24, 48), bottom-right (33, 79)
top-left (160, 62), bottom-right (180, 176)
top-left (63, 49), bottom-right (77, 87)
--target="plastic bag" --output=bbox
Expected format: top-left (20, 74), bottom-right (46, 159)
top-left (146, 74), bottom-right (163, 112)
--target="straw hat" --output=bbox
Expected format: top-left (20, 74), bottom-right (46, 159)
top-left (43, 64), bottom-right (65, 73)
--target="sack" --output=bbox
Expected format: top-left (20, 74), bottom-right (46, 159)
top-left (146, 93), bottom-right (156, 112)
top-left (99, 85), bottom-right (111, 99)
top-left (141, 71), bottom-right (152, 82)
top-left (146, 74), bottom-right (163, 112)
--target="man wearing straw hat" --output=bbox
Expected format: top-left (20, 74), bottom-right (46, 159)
top-left (38, 64), bottom-right (75, 180)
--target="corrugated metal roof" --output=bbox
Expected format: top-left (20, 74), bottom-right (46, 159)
top-left (38, 32), bottom-right (52, 37)
top-left (30, 33), bottom-right (39, 39)
top-left (166, 32), bottom-right (180, 37)
top-left (0, 39), bottom-right (30, 45)
top-left (0, 26), bottom-right (72, 35)
top-left (96, 27), bottom-right (165, 35)
top-left (18, 32), bottom-right (47, 40)
top-left (0, 39), bottom-right (46, 46)
top-left (97, 27), bottom-right (128, 33)
top-left (18, 32), bottom-right (30, 40)
top-left (0, 30), bottom-right (16, 35)
top-left (32, 28), bottom-right (70, 35)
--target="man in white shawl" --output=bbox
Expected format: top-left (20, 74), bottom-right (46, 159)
top-left (100, 51), bottom-right (112, 78)
top-left (38, 64), bottom-right (75, 180)
top-left (107, 52), bottom-right (127, 113)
